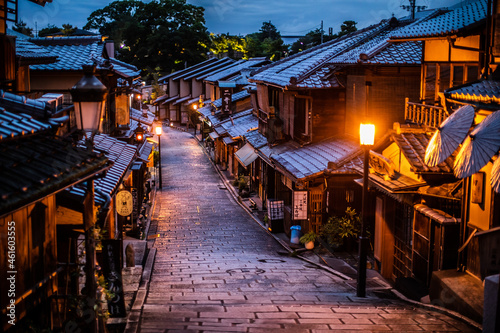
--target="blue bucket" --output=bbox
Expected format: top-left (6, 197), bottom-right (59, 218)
top-left (290, 225), bottom-right (301, 244)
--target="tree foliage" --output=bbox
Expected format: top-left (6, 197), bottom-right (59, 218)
top-left (84, 0), bottom-right (210, 75)
top-left (289, 20), bottom-right (357, 55)
top-left (38, 24), bottom-right (61, 37)
top-left (208, 33), bottom-right (246, 59)
top-left (12, 20), bottom-right (34, 37)
top-left (245, 21), bottom-right (287, 60)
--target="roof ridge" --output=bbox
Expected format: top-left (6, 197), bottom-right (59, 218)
top-left (292, 21), bottom-right (389, 85)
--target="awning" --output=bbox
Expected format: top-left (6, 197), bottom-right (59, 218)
top-left (173, 95), bottom-right (191, 105)
top-left (234, 143), bottom-right (258, 167)
top-left (161, 95), bottom-right (180, 105)
top-left (414, 204), bottom-right (460, 225)
top-left (223, 136), bottom-right (236, 145)
top-left (209, 132), bottom-right (219, 140)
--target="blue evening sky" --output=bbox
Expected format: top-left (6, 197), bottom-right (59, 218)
top-left (19, 0), bottom-right (460, 37)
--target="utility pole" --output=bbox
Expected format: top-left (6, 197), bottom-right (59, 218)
top-left (320, 20), bottom-right (324, 44)
top-left (401, 0), bottom-right (427, 21)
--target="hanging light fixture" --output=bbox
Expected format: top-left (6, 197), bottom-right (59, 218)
top-left (70, 65), bottom-right (108, 141)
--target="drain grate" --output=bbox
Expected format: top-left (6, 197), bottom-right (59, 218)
top-left (258, 259), bottom-right (286, 263)
top-left (226, 268), bottom-right (265, 275)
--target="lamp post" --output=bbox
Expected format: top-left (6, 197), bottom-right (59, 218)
top-left (155, 124), bottom-right (162, 189)
top-left (70, 65), bottom-right (108, 333)
top-left (357, 123), bottom-right (375, 297)
top-left (71, 65), bottom-right (108, 142)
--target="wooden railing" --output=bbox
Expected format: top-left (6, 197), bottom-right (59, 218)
top-left (404, 98), bottom-right (449, 128)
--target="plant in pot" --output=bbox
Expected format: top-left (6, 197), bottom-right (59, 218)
top-left (300, 231), bottom-right (317, 250)
top-left (320, 207), bottom-right (362, 251)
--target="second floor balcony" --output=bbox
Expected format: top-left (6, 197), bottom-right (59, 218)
top-left (405, 98), bottom-right (449, 129)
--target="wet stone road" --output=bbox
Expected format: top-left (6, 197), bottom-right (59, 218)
top-left (140, 127), bottom-right (479, 332)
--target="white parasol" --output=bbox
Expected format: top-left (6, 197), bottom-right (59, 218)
top-left (425, 105), bottom-right (475, 167)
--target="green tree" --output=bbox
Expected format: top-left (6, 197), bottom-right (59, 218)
top-left (84, 0), bottom-right (210, 74)
top-left (245, 21), bottom-right (287, 60)
top-left (209, 33), bottom-right (246, 59)
top-left (12, 20), bottom-right (34, 37)
top-left (38, 24), bottom-right (61, 37)
top-left (289, 20), bottom-right (357, 55)
top-left (61, 23), bottom-right (77, 36)
top-left (338, 20), bottom-right (357, 37)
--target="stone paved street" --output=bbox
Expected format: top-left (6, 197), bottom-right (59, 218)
top-left (138, 127), bottom-right (480, 332)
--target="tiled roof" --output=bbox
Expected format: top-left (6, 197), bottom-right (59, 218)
top-left (271, 136), bottom-right (360, 180)
top-left (444, 79), bottom-right (500, 104)
top-left (30, 42), bottom-right (105, 71)
top-left (92, 134), bottom-right (137, 199)
top-left (209, 108), bottom-right (252, 127)
top-left (198, 105), bottom-right (214, 119)
top-left (6, 30), bottom-right (57, 65)
top-left (390, 0), bottom-right (487, 40)
top-left (158, 58), bottom-right (219, 82)
top-left (131, 108), bottom-right (155, 127)
top-left (244, 129), bottom-right (267, 149)
top-left (250, 22), bottom-right (389, 88)
top-left (0, 134), bottom-right (109, 215)
top-left (213, 110), bottom-right (255, 136)
top-left (391, 131), bottom-right (454, 173)
top-left (183, 58), bottom-right (238, 81)
top-left (225, 114), bottom-right (259, 139)
top-left (29, 35), bottom-right (102, 46)
top-left (296, 65), bottom-right (343, 89)
top-left (361, 167), bottom-right (425, 193)
top-left (212, 90), bottom-right (250, 108)
top-left (0, 90), bottom-right (49, 118)
top-left (110, 58), bottom-right (140, 78)
top-left (171, 57), bottom-right (236, 81)
top-left (0, 108), bottom-right (61, 141)
top-left (29, 38), bottom-right (139, 78)
top-left (204, 58), bottom-right (268, 83)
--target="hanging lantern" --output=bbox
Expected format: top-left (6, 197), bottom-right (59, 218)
top-left (70, 65), bottom-right (108, 139)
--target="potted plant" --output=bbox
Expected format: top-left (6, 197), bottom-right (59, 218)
top-left (300, 231), bottom-right (317, 250)
top-left (320, 207), bottom-right (362, 250)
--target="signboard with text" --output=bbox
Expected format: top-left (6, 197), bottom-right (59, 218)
top-left (116, 190), bottom-right (133, 217)
top-left (221, 88), bottom-right (232, 114)
top-left (293, 191), bottom-right (308, 220)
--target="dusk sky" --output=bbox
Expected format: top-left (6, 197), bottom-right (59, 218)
top-left (19, 0), bottom-right (460, 37)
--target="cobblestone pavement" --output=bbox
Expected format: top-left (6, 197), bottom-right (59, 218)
top-left (140, 127), bottom-right (479, 332)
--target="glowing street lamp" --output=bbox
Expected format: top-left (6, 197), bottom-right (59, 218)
top-left (357, 123), bottom-right (375, 297)
top-left (155, 124), bottom-right (163, 189)
top-left (70, 65), bottom-right (108, 333)
top-left (70, 65), bottom-right (108, 141)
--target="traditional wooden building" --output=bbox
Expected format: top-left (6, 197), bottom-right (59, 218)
top-left (0, 110), bottom-right (110, 331)
top-left (246, 14), bottom-right (426, 234)
top-left (383, 0), bottom-right (489, 322)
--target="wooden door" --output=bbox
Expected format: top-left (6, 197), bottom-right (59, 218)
top-left (309, 184), bottom-right (325, 233)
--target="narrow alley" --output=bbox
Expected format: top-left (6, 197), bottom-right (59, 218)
top-left (135, 127), bottom-right (479, 332)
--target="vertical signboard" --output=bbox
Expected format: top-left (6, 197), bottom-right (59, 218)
top-left (101, 240), bottom-right (127, 317)
top-left (293, 190), bottom-right (308, 220)
top-left (221, 88), bottom-right (232, 114)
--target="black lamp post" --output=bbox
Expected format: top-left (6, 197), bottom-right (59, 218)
top-left (357, 123), bottom-right (375, 297)
top-left (155, 123), bottom-right (162, 189)
top-left (71, 65), bottom-right (108, 142)
top-left (70, 64), bottom-right (108, 333)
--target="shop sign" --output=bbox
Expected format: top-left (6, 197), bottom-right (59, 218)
top-left (116, 190), bottom-right (133, 217)
top-left (293, 191), bottom-right (308, 220)
top-left (222, 88), bottom-right (232, 114)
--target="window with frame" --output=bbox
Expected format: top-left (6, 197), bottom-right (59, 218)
top-left (422, 63), bottom-right (479, 104)
top-left (268, 86), bottom-right (280, 116)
